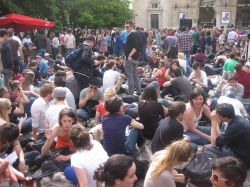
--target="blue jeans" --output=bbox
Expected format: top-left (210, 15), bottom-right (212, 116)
top-left (125, 128), bottom-right (141, 158)
top-left (76, 108), bottom-right (90, 121)
top-left (125, 59), bottom-right (141, 95)
top-left (205, 145), bottom-right (234, 157)
top-left (183, 51), bottom-right (191, 66)
top-left (184, 126), bottom-right (211, 146)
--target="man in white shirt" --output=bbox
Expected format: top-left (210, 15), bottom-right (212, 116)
top-left (227, 28), bottom-right (238, 43)
top-left (45, 87), bottom-right (68, 129)
top-left (102, 60), bottom-right (124, 92)
top-left (31, 84), bottom-right (54, 140)
top-left (64, 28), bottom-right (76, 52)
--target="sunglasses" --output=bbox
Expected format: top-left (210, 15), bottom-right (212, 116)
top-left (90, 86), bottom-right (98, 90)
top-left (212, 174), bottom-right (229, 183)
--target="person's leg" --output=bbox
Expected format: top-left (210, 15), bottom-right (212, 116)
top-left (132, 60), bottom-right (141, 94)
top-left (205, 145), bottom-right (234, 157)
top-left (184, 51), bottom-right (191, 66)
top-left (20, 117), bottom-right (32, 134)
top-left (125, 60), bottom-right (135, 95)
top-left (210, 97), bottom-right (218, 111)
top-left (25, 151), bottom-right (40, 167)
top-left (76, 108), bottom-right (90, 122)
top-left (2, 69), bottom-right (13, 88)
top-left (125, 128), bottom-right (140, 158)
top-left (184, 130), bottom-right (209, 146)
top-left (24, 96), bottom-right (37, 117)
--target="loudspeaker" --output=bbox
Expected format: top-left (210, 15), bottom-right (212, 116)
top-left (180, 19), bottom-right (192, 28)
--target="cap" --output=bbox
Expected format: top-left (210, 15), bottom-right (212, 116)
top-left (53, 87), bottom-right (66, 98)
top-left (44, 53), bottom-right (50, 57)
top-left (86, 35), bottom-right (96, 42)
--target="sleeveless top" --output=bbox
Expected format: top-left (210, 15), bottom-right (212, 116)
top-left (55, 134), bottom-right (74, 152)
top-left (157, 67), bottom-right (167, 87)
top-left (183, 103), bottom-right (203, 131)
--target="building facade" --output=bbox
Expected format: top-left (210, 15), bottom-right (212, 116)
top-left (131, 0), bottom-right (250, 29)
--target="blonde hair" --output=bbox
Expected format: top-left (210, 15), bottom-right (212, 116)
top-left (151, 140), bottom-right (193, 178)
top-left (22, 69), bottom-right (35, 90)
top-left (178, 52), bottom-right (184, 60)
top-left (104, 87), bottom-right (117, 100)
top-left (0, 98), bottom-right (11, 122)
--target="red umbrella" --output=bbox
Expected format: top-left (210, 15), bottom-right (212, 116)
top-left (0, 13), bottom-right (55, 32)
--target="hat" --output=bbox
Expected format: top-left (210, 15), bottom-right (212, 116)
top-left (86, 35), bottom-right (96, 42)
top-left (44, 53), bottom-right (50, 57)
top-left (225, 86), bottom-right (236, 98)
top-left (53, 87), bottom-right (66, 98)
top-left (148, 81), bottom-right (160, 91)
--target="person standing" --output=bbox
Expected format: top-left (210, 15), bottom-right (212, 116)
top-left (0, 29), bottom-right (13, 87)
top-left (64, 28), bottom-right (76, 53)
top-left (124, 20), bottom-right (141, 95)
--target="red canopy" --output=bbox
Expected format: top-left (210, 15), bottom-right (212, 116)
top-left (0, 13), bottom-right (55, 32)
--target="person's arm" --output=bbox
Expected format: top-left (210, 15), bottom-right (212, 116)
top-left (163, 80), bottom-right (172, 88)
top-left (41, 128), bottom-right (57, 156)
top-left (128, 48), bottom-right (137, 61)
top-left (210, 111), bottom-right (221, 147)
top-left (79, 91), bottom-right (94, 108)
top-left (95, 111), bottom-right (101, 122)
top-left (73, 167), bottom-right (89, 187)
top-left (130, 119), bottom-right (144, 129)
top-left (13, 140), bottom-right (26, 173)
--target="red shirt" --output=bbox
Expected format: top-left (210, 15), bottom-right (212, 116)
top-left (157, 67), bottom-right (167, 87)
top-left (236, 70), bottom-right (250, 96)
top-left (96, 101), bottom-right (108, 117)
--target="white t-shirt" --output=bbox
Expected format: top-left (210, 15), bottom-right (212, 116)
top-left (46, 104), bottom-right (66, 129)
top-left (71, 140), bottom-right (109, 187)
top-left (102, 69), bottom-right (120, 91)
top-left (218, 96), bottom-right (244, 117)
top-left (178, 59), bottom-right (187, 72)
top-left (64, 34), bottom-right (75, 49)
top-left (189, 70), bottom-right (208, 87)
top-left (227, 31), bottom-right (237, 41)
top-left (65, 87), bottom-right (76, 111)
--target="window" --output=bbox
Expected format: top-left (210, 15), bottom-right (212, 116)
top-left (152, 3), bottom-right (158, 8)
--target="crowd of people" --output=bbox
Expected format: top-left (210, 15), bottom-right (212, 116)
top-left (0, 19), bottom-right (250, 187)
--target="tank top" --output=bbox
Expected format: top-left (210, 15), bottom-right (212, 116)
top-left (157, 67), bottom-right (167, 87)
top-left (55, 134), bottom-right (74, 151)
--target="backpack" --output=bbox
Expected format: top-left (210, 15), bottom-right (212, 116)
top-left (184, 151), bottom-right (218, 187)
top-left (64, 44), bottom-right (86, 71)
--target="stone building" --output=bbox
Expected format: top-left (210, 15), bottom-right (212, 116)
top-left (131, 0), bottom-right (250, 29)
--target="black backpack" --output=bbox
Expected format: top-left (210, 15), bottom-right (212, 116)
top-left (65, 44), bottom-right (87, 71)
top-left (184, 151), bottom-right (218, 187)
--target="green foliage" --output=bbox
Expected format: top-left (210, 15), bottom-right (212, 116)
top-left (1, 0), bottom-right (134, 29)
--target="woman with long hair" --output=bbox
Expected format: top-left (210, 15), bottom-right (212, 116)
top-left (151, 101), bottom-right (187, 154)
top-left (182, 88), bottom-right (211, 145)
top-left (139, 86), bottom-right (165, 140)
top-left (66, 124), bottom-right (108, 186)
top-left (144, 140), bottom-right (193, 187)
top-left (94, 154), bottom-right (137, 187)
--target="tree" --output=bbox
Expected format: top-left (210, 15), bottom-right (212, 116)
top-left (1, 0), bottom-right (134, 29)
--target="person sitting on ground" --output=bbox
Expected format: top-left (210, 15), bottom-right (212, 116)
top-left (182, 88), bottom-right (211, 146)
top-left (234, 63), bottom-right (250, 97)
top-left (102, 60), bottom-right (126, 93)
top-left (30, 84), bottom-right (54, 140)
top-left (193, 48), bottom-right (206, 67)
top-left (208, 103), bottom-right (250, 167)
top-left (221, 74), bottom-right (244, 100)
top-left (151, 101), bottom-right (188, 154)
top-left (96, 87), bottom-right (117, 122)
top-left (210, 157), bottom-right (247, 187)
top-left (139, 86), bottom-right (165, 141)
top-left (101, 96), bottom-right (144, 157)
top-left (77, 77), bottom-right (104, 122)
top-left (163, 67), bottom-right (192, 101)
top-left (151, 60), bottom-right (167, 88)
top-left (45, 87), bottom-right (68, 129)
top-left (144, 140), bottom-right (194, 187)
top-left (94, 154), bottom-right (137, 187)
top-left (217, 86), bottom-right (249, 120)
top-left (65, 124), bottom-right (109, 186)
top-left (189, 61), bottom-right (208, 90)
